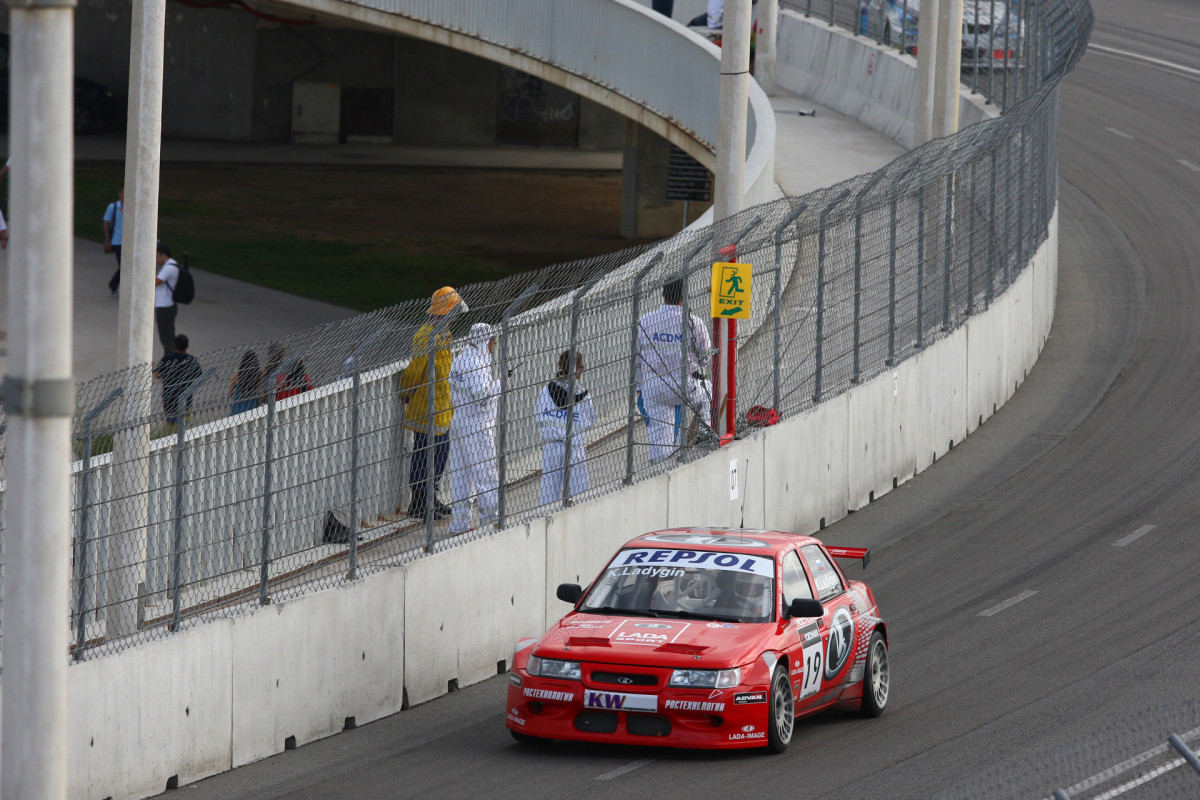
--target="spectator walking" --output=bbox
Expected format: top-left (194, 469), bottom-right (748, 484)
top-left (103, 187), bottom-right (124, 296)
top-left (537, 349), bottom-right (596, 506)
top-left (261, 342), bottom-right (311, 401)
top-left (154, 334), bottom-right (202, 426)
top-left (636, 278), bottom-right (713, 463)
top-left (227, 350), bottom-right (262, 415)
top-left (400, 286), bottom-right (466, 520)
top-left (448, 323), bottom-right (501, 535)
top-left (154, 242), bottom-right (180, 355)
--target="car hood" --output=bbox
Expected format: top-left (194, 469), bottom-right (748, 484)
top-left (535, 613), bottom-right (770, 668)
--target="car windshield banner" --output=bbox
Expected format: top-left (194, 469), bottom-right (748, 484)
top-left (611, 549), bottom-right (774, 577)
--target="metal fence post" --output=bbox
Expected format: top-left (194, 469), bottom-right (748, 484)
top-left (967, 158), bottom-right (978, 317)
top-left (169, 368), bottom-right (216, 632)
top-left (987, 146), bottom-right (998, 307)
top-left (74, 387), bottom-right (123, 660)
top-left (773, 203), bottom-right (808, 409)
top-left (424, 303), bottom-right (464, 552)
top-left (259, 350), bottom-right (307, 606)
top-left (916, 184), bottom-right (927, 347)
top-left (971, 0), bottom-right (981, 95)
top-left (679, 233), bottom-right (714, 441)
top-left (495, 283), bottom-right (539, 527)
top-left (1168, 732), bottom-right (1200, 776)
top-left (988, 0), bottom-right (998, 103)
top-left (813, 189), bottom-right (850, 402)
top-left (828, 0), bottom-right (835, 26)
top-left (888, 163), bottom-right (919, 365)
top-left (899, 0), bottom-right (909, 51)
top-left (1001, 0), bottom-right (1012, 110)
top-left (625, 254), bottom-right (662, 484)
top-left (853, 173), bottom-right (885, 383)
top-left (1003, 135), bottom-right (1013, 287)
top-left (942, 171), bottom-right (955, 330)
top-left (562, 273), bottom-right (604, 508)
top-left (346, 325), bottom-right (389, 579)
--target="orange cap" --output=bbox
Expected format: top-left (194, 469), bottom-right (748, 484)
top-left (429, 286), bottom-right (464, 316)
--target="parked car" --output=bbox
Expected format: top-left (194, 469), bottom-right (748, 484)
top-left (859, 0), bottom-right (1021, 69)
top-left (0, 33), bottom-right (119, 133)
top-left (505, 528), bottom-right (889, 752)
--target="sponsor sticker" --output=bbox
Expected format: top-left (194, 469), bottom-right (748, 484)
top-left (583, 690), bottom-right (658, 713)
top-left (728, 731), bottom-right (767, 740)
top-left (614, 549), bottom-right (774, 577)
top-left (824, 607), bottom-right (856, 680)
top-left (642, 534), bottom-right (769, 548)
top-left (734, 691), bottom-right (767, 704)
top-left (524, 688), bottom-right (574, 702)
top-left (634, 623), bottom-right (673, 629)
top-left (509, 673), bottom-right (522, 687)
top-left (664, 699), bottom-right (726, 712)
top-left (706, 622), bottom-right (737, 629)
top-left (507, 710), bottom-right (527, 727)
top-left (610, 620), bottom-right (691, 646)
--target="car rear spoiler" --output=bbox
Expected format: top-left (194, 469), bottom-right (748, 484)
top-left (826, 546), bottom-right (870, 569)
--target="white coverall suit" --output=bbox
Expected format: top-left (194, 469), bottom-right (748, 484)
top-left (537, 380), bottom-right (597, 505)
top-left (636, 303), bottom-right (713, 462)
top-left (448, 324), bottom-right (501, 533)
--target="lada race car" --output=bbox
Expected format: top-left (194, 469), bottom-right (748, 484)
top-left (506, 528), bottom-right (889, 752)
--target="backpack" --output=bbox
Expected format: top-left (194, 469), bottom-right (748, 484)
top-left (172, 253), bottom-right (196, 304)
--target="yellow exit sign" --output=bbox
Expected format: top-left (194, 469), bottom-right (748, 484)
top-left (710, 262), bottom-right (752, 319)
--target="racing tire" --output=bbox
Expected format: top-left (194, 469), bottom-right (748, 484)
top-left (764, 665), bottom-right (795, 754)
top-left (510, 729), bottom-right (550, 745)
top-left (859, 631), bottom-right (890, 717)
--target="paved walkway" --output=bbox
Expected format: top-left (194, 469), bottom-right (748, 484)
top-left (0, 89), bottom-right (905, 384)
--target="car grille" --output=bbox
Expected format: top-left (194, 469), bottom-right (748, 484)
top-left (574, 711), bottom-right (618, 733)
top-left (627, 715), bottom-right (672, 737)
top-left (591, 671), bottom-right (657, 687)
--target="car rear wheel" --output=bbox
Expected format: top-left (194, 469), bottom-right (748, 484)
top-left (764, 665), bottom-right (794, 754)
top-left (859, 631), bottom-right (890, 717)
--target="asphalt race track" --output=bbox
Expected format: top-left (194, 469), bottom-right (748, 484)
top-left (176, 2), bottom-right (1200, 797)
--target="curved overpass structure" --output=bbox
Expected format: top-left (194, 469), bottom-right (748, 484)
top-left (40, 2), bottom-right (1096, 799)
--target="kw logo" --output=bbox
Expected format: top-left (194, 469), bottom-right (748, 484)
top-left (586, 692), bottom-right (626, 710)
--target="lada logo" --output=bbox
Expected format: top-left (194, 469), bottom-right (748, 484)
top-left (824, 607), bottom-right (856, 679)
top-left (618, 677), bottom-right (634, 685)
top-left (634, 623), bottom-right (672, 629)
top-left (741, 725), bottom-right (755, 733)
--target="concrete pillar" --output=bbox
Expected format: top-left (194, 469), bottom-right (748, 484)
top-left (107, 0), bottom-right (167, 638)
top-left (2, 6), bottom-right (76, 798)
top-left (755, 0), bottom-right (779, 95)
top-left (932, 0), bottom-right (964, 138)
top-left (913, 0), bottom-right (940, 146)
top-left (621, 121), bottom-right (711, 238)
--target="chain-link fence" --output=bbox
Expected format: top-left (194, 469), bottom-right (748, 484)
top-left (936, 700), bottom-right (1200, 800)
top-left (0, 0), bottom-right (1092, 662)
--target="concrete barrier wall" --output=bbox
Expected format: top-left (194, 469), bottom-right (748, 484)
top-left (52, 208), bottom-right (1057, 799)
top-left (775, 10), bottom-right (994, 149)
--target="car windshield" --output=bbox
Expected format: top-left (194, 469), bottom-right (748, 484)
top-left (581, 548), bottom-right (776, 623)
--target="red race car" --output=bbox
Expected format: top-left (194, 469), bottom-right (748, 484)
top-left (506, 528), bottom-right (888, 752)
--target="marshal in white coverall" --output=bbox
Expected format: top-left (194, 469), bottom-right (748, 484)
top-left (537, 380), bottom-right (597, 505)
top-left (636, 303), bottom-right (713, 462)
top-left (448, 323), bottom-right (501, 534)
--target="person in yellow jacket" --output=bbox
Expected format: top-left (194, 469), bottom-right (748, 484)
top-left (401, 286), bottom-right (467, 519)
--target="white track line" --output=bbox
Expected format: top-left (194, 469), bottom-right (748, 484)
top-left (1105, 127), bottom-right (1135, 139)
top-left (978, 590), bottom-right (1038, 617)
top-left (1089, 43), bottom-right (1200, 78)
top-left (1091, 758), bottom-right (1188, 799)
top-left (1115, 524), bottom-right (1156, 547)
top-left (1178, 159), bottom-right (1200, 173)
top-left (597, 759), bottom-right (656, 780)
top-left (1051, 724), bottom-right (1200, 798)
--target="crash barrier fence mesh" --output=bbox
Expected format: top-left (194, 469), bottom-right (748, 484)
top-left (935, 699), bottom-right (1200, 800)
top-left (0, 0), bottom-right (1091, 663)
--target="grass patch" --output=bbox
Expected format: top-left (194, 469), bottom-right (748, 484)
top-left (72, 161), bottom-right (636, 312)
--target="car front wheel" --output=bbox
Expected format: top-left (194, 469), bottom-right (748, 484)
top-left (859, 631), bottom-right (890, 717)
top-left (764, 665), bottom-right (794, 754)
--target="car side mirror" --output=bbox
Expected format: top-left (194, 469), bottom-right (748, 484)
top-left (557, 583), bottom-right (583, 604)
top-left (786, 598), bottom-right (825, 619)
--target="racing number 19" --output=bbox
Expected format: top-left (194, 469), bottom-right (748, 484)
top-left (799, 640), bottom-right (822, 699)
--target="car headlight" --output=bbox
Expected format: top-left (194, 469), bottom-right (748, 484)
top-left (668, 668), bottom-right (741, 688)
top-left (527, 656), bottom-right (581, 681)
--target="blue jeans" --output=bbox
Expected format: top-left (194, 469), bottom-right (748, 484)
top-left (409, 430), bottom-right (450, 508)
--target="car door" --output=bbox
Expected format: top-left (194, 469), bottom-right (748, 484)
top-left (799, 544), bottom-right (861, 703)
top-left (780, 549), bottom-right (826, 713)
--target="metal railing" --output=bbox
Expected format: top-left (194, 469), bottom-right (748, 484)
top-left (0, 0), bottom-right (1092, 663)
